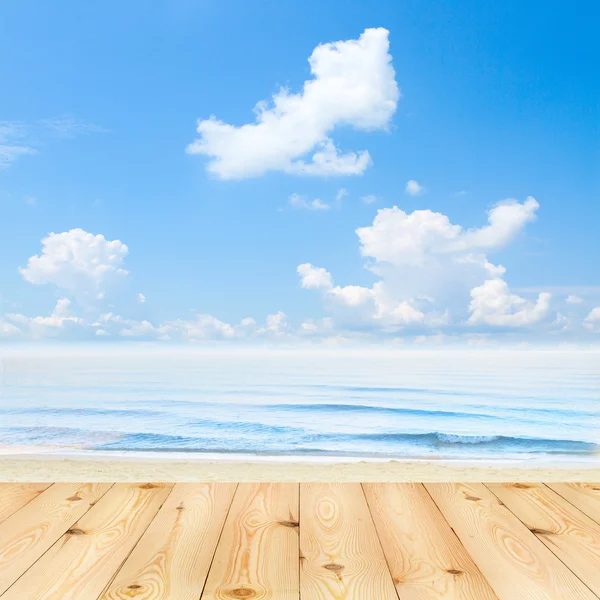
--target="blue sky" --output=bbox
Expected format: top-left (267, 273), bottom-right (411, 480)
top-left (1, 0), bottom-right (598, 344)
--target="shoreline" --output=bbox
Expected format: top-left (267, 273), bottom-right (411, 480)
top-left (1, 451), bottom-right (599, 482)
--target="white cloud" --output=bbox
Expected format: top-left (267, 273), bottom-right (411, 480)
top-left (467, 279), bottom-right (551, 327)
top-left (405, 180), bottom-right (424, 196)
top-left (299, 317), bottom-right (334, 336)
top-left (20, 229), bottom-right (129, 305)
top-left (0, 319), bottom-right (23, 339)
top-left (7, 298), bottom-right (86, 338)
top-left (551, 312), bottom-right (570, 333)
top-left (357, 197), bottom-right (539, 266)
top-left (414, 333), bottom-right (446, 345)
top-left (137, 293), bottom-right (147, 304)
top-left (264, 311), bottom-right (290, 336)
top-left (288, 193), bottom-right (330, 211)
top-left (102, 310), bottom-right (296, 342)
top-left (361, 194), bottom-right (377, 204)
top-left (566, 295), bottom-right (583, 305)
top-left (298, 262), bottom-right (427, 327)
top-left (297, 263), bottom-right (333, 290)
top-left (584, 306), bottom-right (600, 332)
top-left (186, 28), bottom-right (399, 179)
top-left (299, 197), bottom-right (547, 332)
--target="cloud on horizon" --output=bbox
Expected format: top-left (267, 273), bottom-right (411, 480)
top-left (3, 200), bottom-right (598, 345)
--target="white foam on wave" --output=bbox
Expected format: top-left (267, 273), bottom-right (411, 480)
top-left (435, 433), bottom-right (501, 444)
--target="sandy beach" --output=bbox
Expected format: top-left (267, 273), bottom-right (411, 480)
top-left (1, 452), bottom-right (599, 482)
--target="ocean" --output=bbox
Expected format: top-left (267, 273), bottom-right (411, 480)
top-left (0, 348), bottom-right (598, 462)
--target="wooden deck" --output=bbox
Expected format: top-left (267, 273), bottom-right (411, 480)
top-left (0, 483), bottom-right (599, 599)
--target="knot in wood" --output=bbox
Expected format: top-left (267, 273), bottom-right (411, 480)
top-left (227, 588), bottom-right (256, 598)
top-left (66, 528), bottom-right (85, 535)
top-left (447, 569), bottom-right (463, 575)
top-left (324, 563), bottom-right (344, 572)
top-left (530, 528), bottom-right (554, 535)
top-left (278, 520), bottom-right (299, 528)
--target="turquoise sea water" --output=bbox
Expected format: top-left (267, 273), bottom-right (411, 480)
top-left (0, 348), bottom-right (598, 461)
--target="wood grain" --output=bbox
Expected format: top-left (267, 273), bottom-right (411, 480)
top-left (102, 483), bottom-right (237, 600)
top-left (200, 482), bottom-right (299, 600)
top-left (425, 482), bottom-right (598, 600)
top-left (0, 483), bottom-right (52, 524)
top-left (487, 482), bottom-right (600, 596)
top-left (364, 482), bottom-right (498, 600)
top-left (0, 482), bottom-right (112, 596)
top-left (547, 483), bottom-right (600, 525)
top-left (0, 482), bottom-right (172, 600)
top-left (300, 483), bottom-right (397, 600)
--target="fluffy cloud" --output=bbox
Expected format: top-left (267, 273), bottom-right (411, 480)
top-left (405, 180), bottom-right (424, 196)
top-left (7, 298), bottom-right (86, 338)
top-left (96, 310), bottom-right (296, 342)
top-left (467, 280), bottom-right (551, 327)
top-left (186, 28), bottom-right (399, 179)
top-left (20, 229), bottom-right (129, 304)
top-left (297, 263), bottom-right (333, 290)
top-left (357, 197), bottom-right (539, 267)
top-left (584, 306), bottom-right (600, 332)
top-left (298, 263), bottom-right (427, 327)
top-left (299, 197), bottom-right (549, 332)
top-left (566, 295), bottom-right (583, 305)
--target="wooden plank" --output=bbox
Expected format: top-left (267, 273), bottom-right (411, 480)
top-left (200, 483), bottom-right (299, 600)
top-left (487, 482), bottom-right (600, 596)
top-left (364, 483), bottom-right (498, 600)
top-left (0, 482), bottom-right (172, 600)
top-left (300, 483), bottom-right (397, 600)
top-left (0, 483), bottom-right (52, 524)
top-left (0, 483), bottom-right (112, 596)
top-left (101, 483), bottom-right (237, 600)
top-left (547, 483), bottom-right (600, 524)
top-left (425, 483), bottom-right (598, 600)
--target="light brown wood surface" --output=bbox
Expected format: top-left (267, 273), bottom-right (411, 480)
top-left (0, 483), bottom-right (172, 600)
top-left (364, 482), bottom-right (498, 600)
top-left (0, 482), bottom-right (112, 596)
top-left (547, 483), bottom-right (600, 524)
top-left (200, 482), bottom-right (300, 600)
top-left (0, 483), bottom-right (52, 524)
top-left (0, 481), bottom-right (598, 600)
top-left (300, 482), bottom-right (397, 600)
top-left (102, 483), bottom-right (237, 600)
top-left (487, 482), bottom-right (600, 596)
top-left (425, 482), bottom-right (598, 600)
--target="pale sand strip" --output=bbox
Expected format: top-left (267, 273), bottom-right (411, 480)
top-left (0, 455), bottom-right (599, 482)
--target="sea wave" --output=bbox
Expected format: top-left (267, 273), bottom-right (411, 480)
top-left (2, 425), bottom-right (597, 457)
